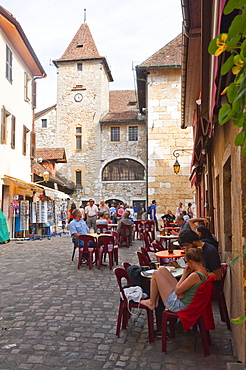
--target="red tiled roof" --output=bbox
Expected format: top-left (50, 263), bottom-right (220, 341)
top-left (101, 90), bottom-right (139, 123)
top-left (138, 34), bottom-right (182, 68)
top-left (35, 104), bottom-right (56, 119)
top-left (56, 23), bottom-right (100, 61)
top-left (36, 148), bottom-right (67, 162)
top-left (52, 23), bottom-right (113, 82)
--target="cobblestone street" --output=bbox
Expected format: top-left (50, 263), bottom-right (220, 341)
top-left (0, 234), bottom-right (237, 369)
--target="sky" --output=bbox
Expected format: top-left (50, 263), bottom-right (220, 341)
top-left (2, 0), bottom-right (183, 111)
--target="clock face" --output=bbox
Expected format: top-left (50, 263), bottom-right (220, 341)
top-left (74, 93), bottom-right (83, 102)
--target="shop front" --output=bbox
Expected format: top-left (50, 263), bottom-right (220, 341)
top-left (2, 175), bottom-right (70, 239)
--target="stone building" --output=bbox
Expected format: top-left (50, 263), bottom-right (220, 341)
top-left (181, 0), bottom-right (246, 363)
top-left (136, 34), bottom-right (194, 218)
top-left (35, 23), bottom-right (146, 207)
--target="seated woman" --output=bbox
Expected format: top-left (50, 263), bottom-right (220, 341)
top-left (140, 248), bottom-right (208, 312)
top-left (196, 225), bottom-right (219, 250)
top-left (103, 211), bottom-right (112, 226)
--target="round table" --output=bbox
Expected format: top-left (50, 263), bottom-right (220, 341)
top-left (154, 249), bottom-right (185, 259)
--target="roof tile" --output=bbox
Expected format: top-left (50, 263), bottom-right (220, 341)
top-left (56, 23), bottom-right (100, 61)
top-left (138, 33), bottom-right (182, 68)
top-left (101, 91), bottom-right (139, 122)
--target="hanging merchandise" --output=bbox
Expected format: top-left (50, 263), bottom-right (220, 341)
top-left (0, 210), bottom-right (10, 244)
top-left (19, 200), bottom-right (29, 231)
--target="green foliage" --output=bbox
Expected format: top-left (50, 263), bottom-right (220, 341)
top-left (208, 0), bottom-right (246, 154)
top-left (231, 316), bottom-right (246, 324)
top-left (230, 245), bottom-right (246, 325)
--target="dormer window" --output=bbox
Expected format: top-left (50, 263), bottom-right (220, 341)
top-left (77, 44), bottom-right (83, 48)
top-left (128, 101), bottom-right (137, 106)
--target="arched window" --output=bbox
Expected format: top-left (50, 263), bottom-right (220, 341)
top-left (102, 159), bottom-right (145, 181)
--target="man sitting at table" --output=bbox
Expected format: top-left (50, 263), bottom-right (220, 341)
top-left (178, 230), bottom-right (221, 281)
top-left (171, 216), bottom-right (191, 236)
top-left (117, 210), bottom-right (133, 244)
top-left (69, 209), bottom-right (92, 264)
top-left (96, 212), bottom-right (109, 232)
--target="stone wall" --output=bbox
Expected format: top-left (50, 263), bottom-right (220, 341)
top-left (212, 119), bottom-right (246, 363)
top-left (35, 107), bottom-right (57, 148)
top-left (147, 68), bottom-right (194, 218)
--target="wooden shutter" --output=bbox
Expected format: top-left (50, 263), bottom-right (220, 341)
top-left (1, 106), bottom-right (6, 144)
top-left (32, 80), bottom-right (36, 108)
top-left (30, 131), bottom-right (36, 158)
top-left (11, 115), bottom-right (16, 149)
top-left (23, 125), bottom-right (26, 156)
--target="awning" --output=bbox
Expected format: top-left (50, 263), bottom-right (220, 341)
top-left (35, 184), bottom-right (71, 200)
top-left (2, 175), bottom-right (44, 193)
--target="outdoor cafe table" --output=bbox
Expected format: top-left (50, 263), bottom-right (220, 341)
top-left (109, 224), bottom-right (118, 231)
top-left (158, 234), bottom-right (178, 252)
top-left (154, 249), bottom-right (185, 260)
top-left (141, 266), bottom-right (183, 279)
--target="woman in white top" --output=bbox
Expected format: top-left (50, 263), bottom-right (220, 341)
top-left (98, 200), bottom-right (110, 214)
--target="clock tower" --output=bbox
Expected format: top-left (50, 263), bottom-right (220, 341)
top-left (53, 22), bottom-right (113, 198)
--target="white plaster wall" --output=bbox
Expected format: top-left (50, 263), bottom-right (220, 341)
top-left (0, 30), bottom-right (34, 184)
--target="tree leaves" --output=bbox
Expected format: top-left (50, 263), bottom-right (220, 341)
top-left (218, 104), bottom-right (233, 125)
top-left (221, 55), bottom-right (234, 75)
top-left (224, 0), bottom-right (246, 15)
top-left (231, 316), bottom-right (246, 325)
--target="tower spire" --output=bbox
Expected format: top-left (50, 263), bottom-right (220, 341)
top-left (84, 9), bottom-right (86, 23)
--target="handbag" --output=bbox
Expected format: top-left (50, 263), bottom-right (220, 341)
top-left (122, 286), bottom-right (148, 315)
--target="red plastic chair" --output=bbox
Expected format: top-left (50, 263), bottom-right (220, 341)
top-left (97, 235), bottom-right (115, 269)
top-left (143, 220), bottom-right (155, 241)
top-left (114, 267), bottom-right (154, 343)
top-left (137, 251), bottom-right (151, 267)
top-left (122, 262), bottom-right (131, 270)
top-left (96, 223), bottom-right (108, 233)
top-left (77, 235), bottom-right (97, 270)
top-left (104, 230), bottom-right (119, 265)
top-left (119, 224), bottom-right (132, 248)
top-left (213, 263), bottom-right (231, 330)
top-left (133, 220), bottom-right (143, 240)
top-left (140, 247), bottom-right (152, 265)
top-left (142, 230), bottom-right (161, 253)
top-left (162, 275), bottom-right (216, 356)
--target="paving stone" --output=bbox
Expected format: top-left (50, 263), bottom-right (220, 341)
top-left (0, 235), bottom-right (238, 369)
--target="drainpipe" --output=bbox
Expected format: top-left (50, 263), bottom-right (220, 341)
top-left (206, 139), bottom-right (215, 234)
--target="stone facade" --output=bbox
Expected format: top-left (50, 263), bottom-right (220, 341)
top-left (147, 68), bottom-right (194, 217)
top-left (35, 23), bottom-right (146, 206)
top-left (136, 34), bottom-right (195, 220)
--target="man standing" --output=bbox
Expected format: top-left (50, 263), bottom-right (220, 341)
top-left (85, 199), bottom-right (98, 232)
top-left (150, 200), bottom-right (159, 232)
top-left (69, 209), bottom-right (90, 263)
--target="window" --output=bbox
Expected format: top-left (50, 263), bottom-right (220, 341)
top-left (6, 45), bottom-right (13, 83)
top-left (41, 119), bottom-right (47, 128)
top-left (77, 63), bottom-right (83, 71)
top-left (129, 126), bottom-right (138, 141)
top-left (111, 127), bottom-right (120, 142)
top-left (75, 171), bottom-right (82, 186)
top-left (76, 126), bottom-right (82, 149)
top-left (11, 115), bottom-right (16, 149)
top-left (102, 159), bottom-right (145, 181)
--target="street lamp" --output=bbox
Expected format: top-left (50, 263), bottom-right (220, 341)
top-left (173, 149), bottom-right (193, 174)
top-left (33, 158), bottom-right (50, 183)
